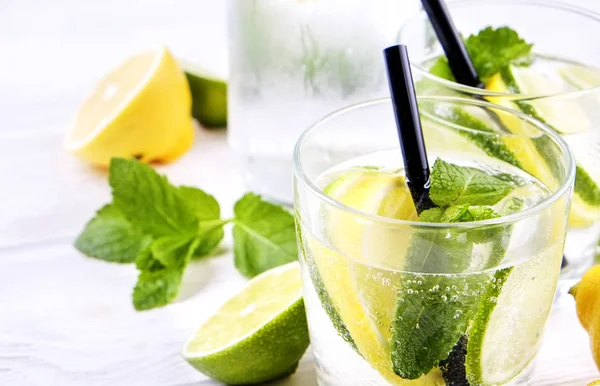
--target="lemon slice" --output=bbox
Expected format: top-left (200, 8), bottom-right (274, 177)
top-left (65, 47), bottom-right (193, 166)
top-left (182, 262), bottom-right (308, 385)
top-left (560, 64), bottom-right (600, 90)
top-left (306, 169), bottom-right (443, 385)
top-left (496, 65), bottom-right (591, 135)
top-left (487, 68), bottom-right (600, 227)
top-left (324, 168), bottom-right (417, 268)
top-left (485, 72), bottom-right (561, 189)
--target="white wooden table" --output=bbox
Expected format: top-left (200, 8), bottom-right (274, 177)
top-left (1, 0), bottom-right (599, 385)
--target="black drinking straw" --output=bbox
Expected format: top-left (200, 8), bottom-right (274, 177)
top-left (421, 0), bottom-right (483, 89)
top-left (384, 45), bottom-right (435, 214)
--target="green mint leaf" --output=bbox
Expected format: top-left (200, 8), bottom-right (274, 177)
top-left (150, 235), bottom-right (197, 268)
top-left (430, 159), bottom-right (515, 207)
top-left (178, 186), bottom-right (221, 220)
top-left (465, 26), bottom-right (533, 81)
top-left (232, 193), bottom-right (297, 277)
top-left (179, 186), bottom-right (225, 257)
top-left (133, 267), bottom-right (185, 311)
top-left (75, 204), bottom-right (151, 263)
top-left (135, 243), bottom-right (165, 272)
top-left (429, 57), bottom-right (455, 81)
top-left (429, 26), bottom-right (533, 82)
top-left (132, 237), bottom-right (200, 311)
top-left (392, 273), bottom-right (492, 379)
top-left (109, 158), bottom-right (198, 238)
top-left (392, 204), bottom-right (500, 379)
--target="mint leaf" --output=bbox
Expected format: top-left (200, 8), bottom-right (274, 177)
top-left (109, 158), bottom-right (198, 238)
top-left (133, 267), bottom-right (185, 311)
top-left (406, 205), bottom-right (483, 273)
top-left (232, 193), bottom-right (297, 277)
top-left (75, 204), bottom-right (151, 263)
top-left (428, 26), bottom-right (533, 82)
top-left (392, 273), bottom-right (492, 379)
top-left (179, 186), bottom-right (225, 257)
top-left (465, 26), bottom-right (533, 81)
top-left (150, 235), bottom-right (197, 268)
top-left (430, 159), bottom-right (515, 207)
top-left (392, 204), bottom-right (499, 379)
top-left (136, 243), bottom-right (165, 272)
top-left (429, 57), bottom-right (455, 81)
top-left (132, 237), bottom-right (200, 311)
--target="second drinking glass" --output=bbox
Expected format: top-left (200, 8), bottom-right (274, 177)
top-left (398, 0), bottom-right (600, 282)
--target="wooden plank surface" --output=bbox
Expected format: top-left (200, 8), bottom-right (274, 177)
top-left (1, 0), bottom-right (600, 385)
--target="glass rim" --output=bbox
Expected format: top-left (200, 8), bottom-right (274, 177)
top-left (293, 96), bottom-right (576, 229)
top-left (401, 0), bottom-right (600, 99)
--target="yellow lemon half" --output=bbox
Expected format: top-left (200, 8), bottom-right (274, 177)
top-left (64, 47), bottom-right (194, 166)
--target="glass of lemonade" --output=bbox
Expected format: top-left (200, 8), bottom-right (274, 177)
top-left (294, 97), bottom-right (575, 386)
top-left (398, 0), bottom-right (600, 282)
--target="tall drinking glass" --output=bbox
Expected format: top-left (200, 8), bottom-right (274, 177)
top-left (227, 0), bottom-right (418, 204)
top-left (294, 97), bottom-right (575, 386)
top-left (398, 0), bottom-right (600, 282)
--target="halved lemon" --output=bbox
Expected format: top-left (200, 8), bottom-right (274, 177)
top-left (64, 46), bottom-right (194, 166)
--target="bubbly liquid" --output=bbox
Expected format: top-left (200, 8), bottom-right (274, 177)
top-left (297, 151), bottom-right (564, 386)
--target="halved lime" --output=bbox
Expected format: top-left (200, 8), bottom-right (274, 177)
top-left (180, 60), bottom-right (227, 128)
top-left (182, 262), bottom-right (309, 385)
top-left (466, 244), bottom-right (562, 385)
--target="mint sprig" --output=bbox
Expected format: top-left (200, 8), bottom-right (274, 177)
top-left (430, 26), bottom-right (534, 82)
top-left (75, 158), bottom-right (297, 311)
top-left (391, 159), bottom-right (518, 379)
top-left (392, 204), bottom-right (499, 379)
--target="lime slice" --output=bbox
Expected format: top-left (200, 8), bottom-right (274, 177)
top-left (182, 262), bottom-right (309, 385)
top-left (64, 47), bottom-right (194, 166)
top-left (560, 64), bottom-right (600, 90)
top-left (180, 60), bottom-right (227, 128)
top-left (466, 244), bottom-right (562, 385)
top-left (497, 65), bottom-right (591, 135)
